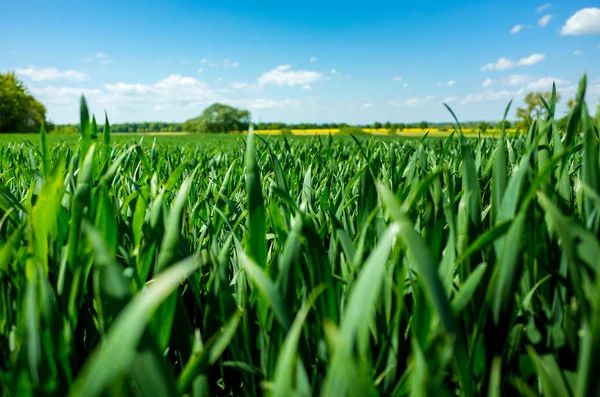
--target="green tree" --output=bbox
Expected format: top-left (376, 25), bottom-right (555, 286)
top-left (383, 121), bottom-right (392, 130)
top-left (478, 122), bottom-right (489, 133)
top-left (419, 121), bottom-right (429, 129)
top-left (373, 122), bottom-right (382, 129)
top-left (184, 103), bottom-right (251, 133)
top-left (0, 72), bottom-right (47, 133)
top-left (498, 120), bottom-right (511, 130)
top-left (516, 91), bottom-right (560, 131)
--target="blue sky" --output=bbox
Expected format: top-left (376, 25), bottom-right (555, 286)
top-left (1, 0), bottom-right (599, 124)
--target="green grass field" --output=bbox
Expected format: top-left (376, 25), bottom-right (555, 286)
top-left (1, 75), bottom-right (600, 396)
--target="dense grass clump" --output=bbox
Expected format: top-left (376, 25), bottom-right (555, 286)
top-left (1, 74), bottom-right (600, 396)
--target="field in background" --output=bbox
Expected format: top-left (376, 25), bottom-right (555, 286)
top-left (0, 126), bottom-right (516, 145)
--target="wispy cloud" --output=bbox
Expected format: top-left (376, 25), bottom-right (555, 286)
top-left (201, 58), bottom-right (240, 68)
top-left (258, 65), bottom-right (323, 87)
top-left (480, 53), bottom-right (545, 71)
top-left (443, 96), bottom-right (458, 103)
top-left (482, 78), bottom-right (496, 88)
top-left (561, 8), bottom-right (600, 35)
top-left (309, 56), bottom-right (317, 62)
top-left (393, 76), bottom-right (403, 81)
top-left (15, 66), bottom-right (89, 81)
top-left (573, 50), bottom-right (583, 55)
top-left (510, 24), bottom-right (528, 34)
top-left (525, 77), bottom-right (569, 90)
top-left (538, 14), bottom-right (552, 27)
top-left (95, 52), bottom-right (113, 64)
top-left (507, 74), bottom-right (536, 86)
top-left (447, 80), bottom-right (456, 86)
top-left (363, 103), bottom-right (374, 108)
top-left (536, 3), bottom-right (552, 13)
top-left (85, 52), bottom-right (113, 64)
top-left (389, 95), bottom-right (435, 107)
top-left (460, 90), bottom-right (513, 105)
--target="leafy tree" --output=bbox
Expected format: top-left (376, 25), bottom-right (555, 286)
top-left (516, 91), bottom-right (560, 131)
top-left (383, 122), bottom-right (392, 130)
top-left (373, 122), bottom-right (382, 129)
top-left (419, 121), bottom-right (429, 129)
top-left (498, 120), bottom-right (511, 130)
top-left (0, 72), bottom-right (47, 133)
top-left (398, 123), bottom-right (406, 131)
top-left (478, 122), bottom-right (489, 133)
top-left (184, 103), bottom-right (250, 133)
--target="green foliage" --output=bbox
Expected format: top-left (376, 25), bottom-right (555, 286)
top-left (516, 91), bottom-right (561, 131)
top-left (498, 120), bottom-right (511, 130)
top-left (478, 121), bottom-right (489, 133)
top-left (1, 73), bottom-right (600, 396)
top-left (419, 120), bottom-right (429, 129)
top-left (0, 72), bottom-right (47, 133)
top-left (184, 103), bottom-right (250, 133)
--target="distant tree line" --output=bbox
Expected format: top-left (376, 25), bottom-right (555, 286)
top-left (53, 122), bottom-right (185, 134)
top-left (4, 72), bottom-right (591, 135)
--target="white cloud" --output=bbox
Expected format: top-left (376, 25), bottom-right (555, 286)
top-left (85, 53), bottom-right (113, 64)
top-left (310, 56), bottom-right (317, 62)
top-left (201, 58), bottom-right (240, 68)
top-left (15, 66), bottom-right (89, 81)
top-left (363, 103), bottom-right (374, 108)
top-left (331, 69), bottom-right (339, 75)
top-left (561, 8), bottom-right (600, 35)
top-left (249, 98), bottom-right (307, 109)
top-left (480, 53), bottom-right (545, 71)
top-left (443, 97), bottom-right (458, 103)
top-left (508, 74), bottom-right (536, 86)
top-left (537, 3), bottom-right (552, 13)
top-left (30, 86), bottom-right (103, 98)
top-left (538, 14), bottom-right (552, 27)
top-left (230, 82), bottom-right (249, 89)
top-left (197, 68), bottom-right (204, 73)
top-left (447, 80), bottom-right (456, 86)
top-left (302, 85), bottom-right (312, 91)
top-left (229, 82), bottom-right (263, 92)
top-left (525, 77), bottom-right (569, 90)
top-left (258, 65), bottom-right (324, 87)
top-left (393, 76), bottom-right (403, 81)
top-left (482, 78), bottom-right (496, 88)
top-left (403, 83), bottom-right (409, 88)
top-left (154, 105), bottom-right (162, 111)
top-left (511, 24), bottom-right (526, 34)
top-left (96, 53), bottom-right (113, 64)
top-left (573, 50), bottom-right (583, 55)
top-left (460, 90), bottom-right (513, 105)
top-left (389, 95), bottom-right (435, 107)
top-left (103, 74), bottom-right (214, 103)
